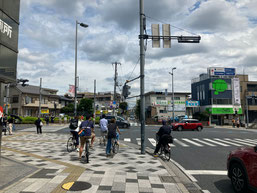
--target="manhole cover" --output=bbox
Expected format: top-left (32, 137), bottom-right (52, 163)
top-left (62, 181), bottom-right (92, 191)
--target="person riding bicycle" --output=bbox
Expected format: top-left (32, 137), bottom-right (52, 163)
top-left (99, 114), bottom-right (108, 145)
top-left (78, 114), bottom-right (94, 160)
top-left (106, 118), bottom-right (120, 156)
top-left (154, 120), bottom-right (173, 157)
top-left (69, 116), bottom-right (81, 152)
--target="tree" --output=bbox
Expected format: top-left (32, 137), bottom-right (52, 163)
top-left (119, 102), bottom-right (128, 114)
top-left (78, 98), bottom-right (93, 116)
top-left (135, 99), bottom-right (140, 120)
top-left (60, 103), bottom-right (74, 115)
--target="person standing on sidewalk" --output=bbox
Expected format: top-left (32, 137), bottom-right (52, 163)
top-left (232, 118), bottom-right (235, 128)
top-left (2, 114), bottom-right (8, 135)
top-left (7, 116), bottom-right (14, 135)
top-left (35, 117), bottom-right (43, 134)
top-left (236, 118), bottom-right (240, 128)
top-left (99, 114), bottom-right (108, 145)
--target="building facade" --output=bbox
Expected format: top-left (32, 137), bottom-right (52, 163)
top-left (77, 91), bottom-right (121, 115)
top-left (8, 84), bottom-right (69, 117)
top-left (145, 91), bottom-right (191, 120)
top-left (0, 0), bottom-right (20, 107)
top-left (237, 74), bottom-right (257, 123)
top-left (191, 68), bottom-right (242, 125)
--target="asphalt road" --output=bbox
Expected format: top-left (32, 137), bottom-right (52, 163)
top-left (108, 125), bottom-right (257, 193)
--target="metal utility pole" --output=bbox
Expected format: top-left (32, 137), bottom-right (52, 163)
top-left (112, 62), bottom-right (121, 115)
top-left (169, 67), bottom-right (176, 123)
top-left (93, 80), bottom-right (96, 127)
top-left (39, 78), bottom-right (42, 117)
top-left (245, 96), bottom-right (249, 128)
top-left (4, 84), bottom-right (9, 114)
top-left (139, 0), bottom-right (146, 154)
top-left (74, 20), bottom-right (88, 117)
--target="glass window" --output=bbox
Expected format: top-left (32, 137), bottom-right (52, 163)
top-left (25, 96), bottom-right (32, 104)
top-left (174, 97), bottom-right (180, 100)
top-left (159, 109), bottom-right (167, 113)
top-left (12, 95), bottom-right (18, 103)
top-left (157, 96), bottom-right (165, 100)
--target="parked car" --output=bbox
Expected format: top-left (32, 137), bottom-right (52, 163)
top-left (105, 115), bottom-right (130, 128)
top-left (227, 145), bottom-right (257, 193)
top-left (171, 119), bottom-right (203, 131)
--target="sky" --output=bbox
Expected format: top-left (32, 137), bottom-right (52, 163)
top-left (17, 0), bottom-right (257, 107)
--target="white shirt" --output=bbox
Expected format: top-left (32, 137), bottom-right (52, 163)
top-left (100, 118), bottom-right (108, 132)
top-left (75, 120), bottom-right (81, 132)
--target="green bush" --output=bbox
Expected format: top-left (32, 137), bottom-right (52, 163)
top-left (21, 116), bottom-right (38, 124)
top-left (95, 116), bottom-right (100, 124)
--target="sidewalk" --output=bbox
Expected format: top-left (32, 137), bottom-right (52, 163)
top-left (0, 130), bottom-right (202, 193)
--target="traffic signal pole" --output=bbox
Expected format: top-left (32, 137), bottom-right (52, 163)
top-left (139, 0), bottom-right (145, 154)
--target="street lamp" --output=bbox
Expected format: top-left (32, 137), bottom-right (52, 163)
top-left (169, 67), bottom-right (176, 123)
top-left (74, 20), bottom-right (88, 116)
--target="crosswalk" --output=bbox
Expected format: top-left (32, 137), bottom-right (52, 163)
top-left (122, 138), bottom-right (257, 148)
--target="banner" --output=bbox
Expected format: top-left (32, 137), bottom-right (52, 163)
top-left (68, 85), bottom-right (75, 97)
top-left (233, 78), bottom-right (241, 105)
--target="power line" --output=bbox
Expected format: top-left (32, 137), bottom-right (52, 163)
top-left (127, 56), bottom-right (140, 81)
top-left (145, 15), bottom-right (197, 36)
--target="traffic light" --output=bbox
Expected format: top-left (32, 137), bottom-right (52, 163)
top-left (122, 84), bottom-right (131, 99)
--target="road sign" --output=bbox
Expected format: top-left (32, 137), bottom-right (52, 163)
top-left (0, 106), bottom-right (3, 118)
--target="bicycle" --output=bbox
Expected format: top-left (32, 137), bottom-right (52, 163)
top-left (156, 133), bottom-right (172, 161)
top-left (110, 138), bottom-right (119, 154)
top-left (67, 133), bottom-right (77, 152)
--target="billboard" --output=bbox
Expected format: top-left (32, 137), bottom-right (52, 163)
top-left (209, 67), bottom-right (235, 76)
top-left (233, 78), bottom-right (241, 105)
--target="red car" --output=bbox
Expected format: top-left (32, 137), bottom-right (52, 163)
top-left (227, 145), bottom-right (257, 193)
top-left (171, 119), bottom-right (203, 131)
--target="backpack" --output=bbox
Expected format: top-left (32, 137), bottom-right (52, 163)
top-left (78, 121), bottom-right (91, 137)
top-left (69, 119), bottom-right (78, 130)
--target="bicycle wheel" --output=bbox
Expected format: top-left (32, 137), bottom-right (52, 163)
top-left (85, 142), bottom-right (89, 163)
top-left (114, 142), bottom-right (119, 154)
top-left (164, 146), bottom-right (171, 161)
top-left (67, 137), bottom-right (75, 152)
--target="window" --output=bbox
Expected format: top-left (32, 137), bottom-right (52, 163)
top-left (25, 96), bottom-right (32, 104)
top-left (159, 109), bottom-right (167, 113)
top-left (25, 109), bottom-right (32, 116)
top-left (212, 98), bottom-right (232, 105)
top-left (12, 96), bottom-right (19, 103)
top-left (157, 96), bottom-right (165, 100)
top-left (12, 108), bottom-right (18, 115)
top-left (174, 97), bottom-right (180, 100)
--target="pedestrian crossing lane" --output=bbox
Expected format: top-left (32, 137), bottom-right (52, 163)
top-left (192, 138), bottom-right (216, 147)
top-left (213, 138), bottom-right (242, 147)
top-left (224, 138), bottom-right (255, 146)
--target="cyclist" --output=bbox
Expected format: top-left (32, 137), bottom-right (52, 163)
top-left (153, 120), bottom-right (173, 157)
top-left (106, 118), bottom-right (120, 156)
top-left (99, 114), bottom-right (108, 145)
top-left (79, 114), bottom-right (94, 160)
top-left (69, 116), bottom-right (81, 152)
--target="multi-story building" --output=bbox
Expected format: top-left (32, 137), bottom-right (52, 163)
top-left (77, 91), bottom-right (121, 115)
top-left (191, 67), bottom-right (242, 125)
top-left (237, 74), bottom-right (257, 123)
top-left (0, 0), bottom-right (20, 107)
top-left (8, 84), bottom-right (71, 117)
top-left (145, 91), bottom-right (191, 120)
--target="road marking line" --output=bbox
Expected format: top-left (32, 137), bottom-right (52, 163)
top-left (233, 138), bottom-right (257, 145)
top-left (148, 138), bottom-right (157, 147)
top-left (182, 138), bottom-right (203, 147)
top-left (214, 138), bottom-right (242, 146)
top-left (225, 138), bottom-right (255, 146)
top-left (136, 138), bottom-right (141, 145)
top-left (192, 138), bottom-right (216, 147)
top-left (203, 138), bottom-right (230, 146)
top-left (187, 170), bottom-right (227, 175)
top-left (174, 139), bottom-right (189, 147)
top-left (203, 190), bottom-right (211, 193)
top-left (124, 138), bottom-right (131, 142)
top-left (241, 138), bottom-right (257, 143)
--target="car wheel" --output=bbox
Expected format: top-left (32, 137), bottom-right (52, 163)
top-left (123, 124), bottom-right (128, 128)
top-left (230, 163), bottom-right (248, 193)
top-left (178, 126), bottom-right (183, 131)
top-left (197, 126), bottom-right (202, 131)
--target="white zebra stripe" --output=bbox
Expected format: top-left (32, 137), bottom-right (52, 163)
top-left (241, 139), bottom-right (257, 143)
top-left (203, 139), bottom-right (230, 147)
top-left (124, 138), bottom-right (131, 142)
top-left (214, 138), bottom-right (242, 147)
top-left (234, 138), bottom-right (257, 145)
top-left (182, 138), bottom-right (203, 147)
top-left (174, 139), bottom-right (189, 147)
top-left (224, 138), bottom-right (254, 146)
top-left (148, 138), bottom-right (157, 147)
top-left (192, 138), bottom-right (216, 147)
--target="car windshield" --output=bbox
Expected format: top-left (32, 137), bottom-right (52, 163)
top-left (179, 120), bottom-right (186, 123)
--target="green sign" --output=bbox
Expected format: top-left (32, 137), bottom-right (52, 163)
top-left (212, 79), bottom-right (227, 95)
top-left (206, 107), bottom-right (242, 114)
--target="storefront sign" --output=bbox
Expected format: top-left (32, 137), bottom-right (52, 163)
top-left (206, 107), bottom-right (242, 114)
top-left (233, 78), bottom-right (241, 105)
top-left (209, 67), bottom-right (235, 76)
top-left (0, 19), bottom-right (12, 38)
top-left (186, 101), bottom-right (199, 107)
top-left (41, 109), bottom-right (49, 114)
top-left (212, 79), bottom-right (227, 95)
